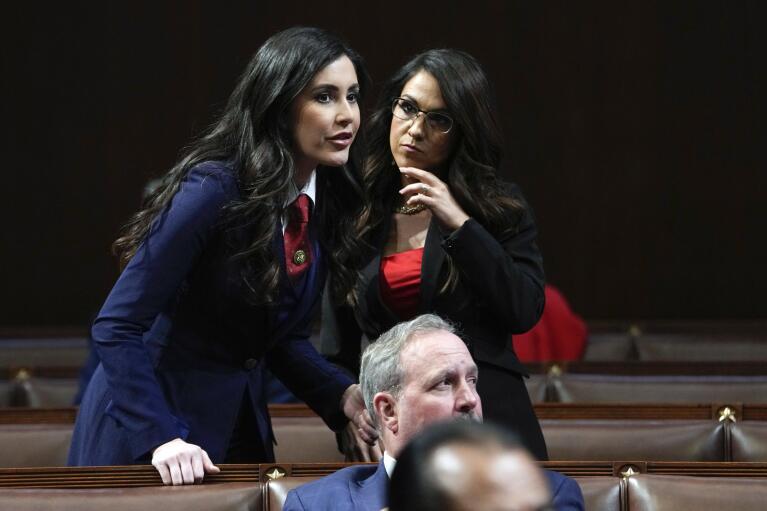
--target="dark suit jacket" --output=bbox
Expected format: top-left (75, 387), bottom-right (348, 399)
top-left (68, 161), bottom-right (352, 465)
top-left (322, 185), bottom-right (547, 458)
top-left (284, 462), bottom-right (387, 511)
top-left (283, 460), bottom-right (585, 511)
top-left (325, 183), bottom-right (545, 377)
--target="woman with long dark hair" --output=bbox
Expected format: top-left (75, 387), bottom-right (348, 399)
top-left (69, 27), bottom-right (376, 484)
top-left (326, 49), bottom-right (548, 460)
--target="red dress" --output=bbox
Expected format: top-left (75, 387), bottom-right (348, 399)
top-left (379, 247), bottom-right (424, 320)
top-left (512, 285), bottom-right (588, 361)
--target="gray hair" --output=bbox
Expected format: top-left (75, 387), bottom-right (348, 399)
top-left (360, 314), bottom-right (456, 428)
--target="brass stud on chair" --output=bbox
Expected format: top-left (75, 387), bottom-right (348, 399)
top-left (13, 368), bottom-right (30, 382)
top-left (718, 406), bottom-right (737, 423)
top-left (547, 364), bottom-right (562, 378)
top-left (266, 467), bottom-right (286, 480)
top-left (619, 465), bottom-right (639, 479)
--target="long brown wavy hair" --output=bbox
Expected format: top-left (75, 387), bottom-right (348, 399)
top-left (112, 27), bottom-right (370, 305)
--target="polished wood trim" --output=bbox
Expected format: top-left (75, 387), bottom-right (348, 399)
top-left (742, 407), bottom-right (767, 421)
top-left (1, 462), bottom-right (766, 488)
top-left (586, 320), bottom-right (767, 334)
top-left (525, 361), bottom-right (767, 376)
top-left (0, 367), bottom-right (82, 379)
top-left (534, 403), bottom-right (717, 420)
top-left (2, 403), bottom-right (767, 424)
top-left (0, 408), bottom-right (78, 424)
top-left (643, 461), bottom-right (767, 477)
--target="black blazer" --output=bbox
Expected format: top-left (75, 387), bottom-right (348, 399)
top-left (323, 183), bottom-right (545, 377)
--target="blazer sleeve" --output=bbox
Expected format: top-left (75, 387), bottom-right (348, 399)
top-left (91, 163), bottom-right (238, 460)
top-left (266, 299), bottom-right (354, 431)
top-left (441, 185), bottom-right (545, 334)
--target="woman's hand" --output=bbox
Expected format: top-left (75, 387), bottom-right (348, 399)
top-left (340, 421), bottom-right (384, 462)
top-left (341, 383), bottom-right (378, 445)
top-left (151, 438), bottom-right (220, 485)
top-left (399, 167), bottom-right (470, 231)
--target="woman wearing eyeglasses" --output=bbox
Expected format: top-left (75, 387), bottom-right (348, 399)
top-left (325, 49), bottom-right (548, 460)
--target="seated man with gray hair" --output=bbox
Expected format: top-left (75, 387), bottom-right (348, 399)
top-left (283, 314), bottom-right (583, 511)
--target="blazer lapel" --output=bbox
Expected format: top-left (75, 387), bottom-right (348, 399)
top-left (356, 219), bottom-right (400, 333)
top-left (349, 461), bottom-right (388, 511)
top-left (270, 234), bottom-right (325, 345)
top-left (418, 219), bottom-right (446, 314)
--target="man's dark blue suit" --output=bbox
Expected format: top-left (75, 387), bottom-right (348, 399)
top-left (283, 460), bottom-right (585, 511)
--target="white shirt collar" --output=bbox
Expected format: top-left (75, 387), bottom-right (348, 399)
top-left (286, 169), bottom-right (317, 206)
top-left (282, 169), bottom-right (317, 233)
top-left (383, 451), bottom-right (397, 479)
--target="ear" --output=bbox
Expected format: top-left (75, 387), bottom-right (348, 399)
top-left (373, 392), bottom-right (398, 434)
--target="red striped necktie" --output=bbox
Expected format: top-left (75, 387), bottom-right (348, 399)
top-left (283, 193), bottom-right (312, 281)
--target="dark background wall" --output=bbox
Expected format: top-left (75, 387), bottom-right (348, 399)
top-left (2, 1), bottom-right (765, 327)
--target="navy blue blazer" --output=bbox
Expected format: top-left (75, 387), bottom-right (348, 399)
top-left (283, 460), bottom-right (585, 511)
top-left (68, 161), bottom-right (352, 465)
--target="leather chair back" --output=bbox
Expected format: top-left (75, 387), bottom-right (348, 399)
top-left (524, 373), bottom-right (549, 403)
top-left (0, 380), bottom-right (11, 407)
top-left (0, 482), bottom-right (263, 511)
top-left (628, 474), bottom-right (767, 510)
top-left (636, 334), bottom-right (767, 361)
top-left (0, 338), bottom-right (89, 368)
top-left (16, 377), bottom-right (79, 407)
top-left (264, 478), bottom-right (309, 511)
top-left (551, 374), bottom-right (767, 403)
top-left (271, 416), bottom-right (343, 463)
top-left (0, 424), bottom-right (72, 467)
top-left (576, 476), bottom-right (622, 511)
top-left (730, 422), bottom-right (767, 462)
top-left (582, 333), bottom-right (635, 361)
top-left (542, 420), bottom-right (724, 461)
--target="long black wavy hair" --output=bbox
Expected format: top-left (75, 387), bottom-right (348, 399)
top-left (113, 27), bottom-right (370, 305)
top-left (361, 49), bottom-right (524, 292)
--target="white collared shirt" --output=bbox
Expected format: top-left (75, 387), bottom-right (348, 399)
top-left (282, 170), bottom-right (317, 234)
top-left (383, 451), bottom-right (397, 479)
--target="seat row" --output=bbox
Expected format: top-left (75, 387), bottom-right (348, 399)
top-left (1, 461), bottom-right (766, 511)
top-left (0, 371), bottom-right (79, 407)
top-left (1, 320), bottom-right (766, 368)
top-left (584, 320), bottom-right (767, 361)
top-left (3, 363), bottom-right (767, 408)
top-left (524, 371), bottom-right (767, 403)
top-left (2, 404), bottom-right (766, 467)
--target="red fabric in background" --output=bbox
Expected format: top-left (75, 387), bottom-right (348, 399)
top-left (379, 247), bottom-right (424, 321)
top-left (513, 285), bottom-right (588, 361)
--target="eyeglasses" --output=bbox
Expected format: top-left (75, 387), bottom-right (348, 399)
top-left (391, 97), bottom-right (454, 133)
